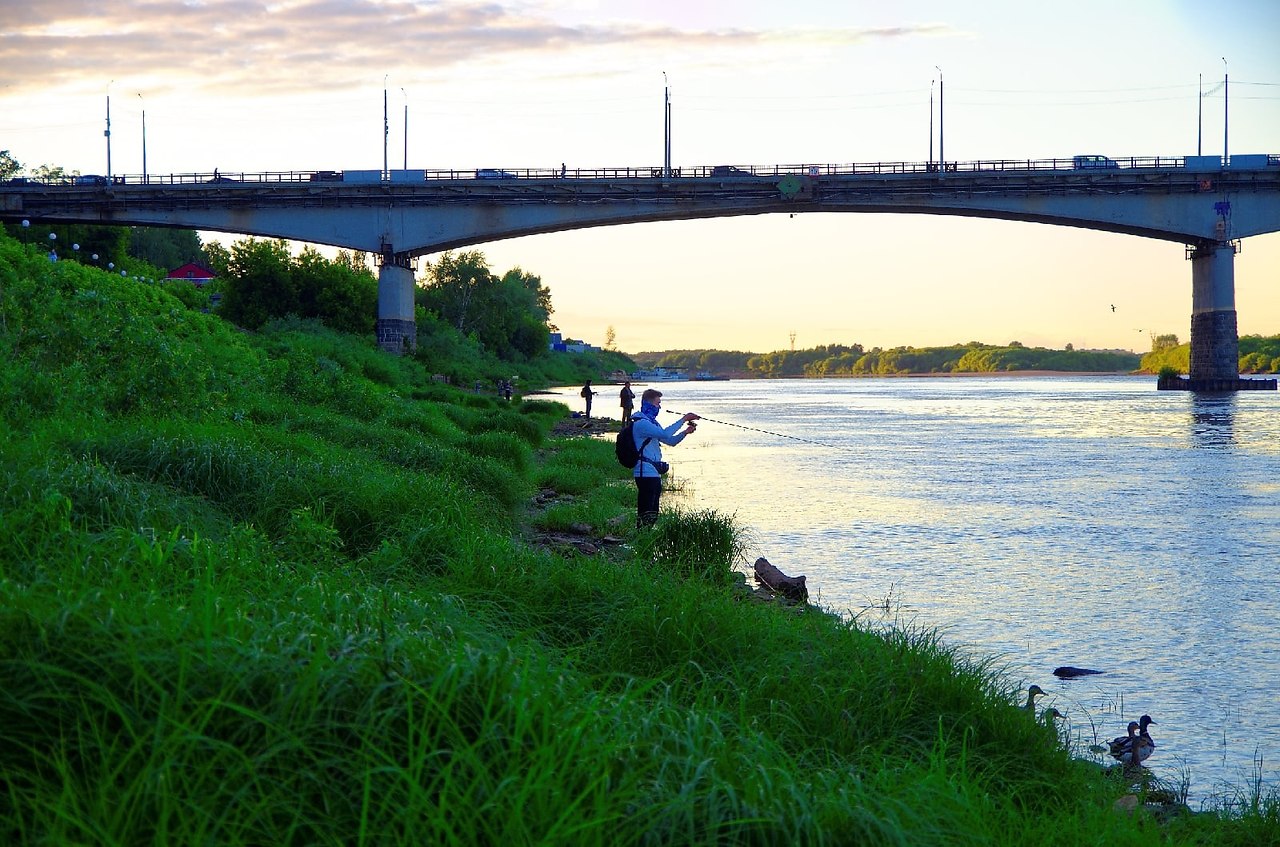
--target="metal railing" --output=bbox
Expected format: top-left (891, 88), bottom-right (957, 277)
top-left (3, 154), bottom-right (1276, 189)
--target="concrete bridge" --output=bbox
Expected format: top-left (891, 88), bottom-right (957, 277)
top-left (3, 154), bottom-right (1279, 389)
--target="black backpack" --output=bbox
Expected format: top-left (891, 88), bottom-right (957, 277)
top-left (615, 420), bottom-right (651, 469)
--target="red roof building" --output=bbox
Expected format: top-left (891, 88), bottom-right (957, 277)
top-left (166, 262), bottom-right (217, 287)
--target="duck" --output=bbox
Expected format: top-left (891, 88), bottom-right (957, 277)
top-left (1108, 721), bottom-right (1139, 758)
top-left (1041, 707), bottom-right (1064, 725)
top-left (1109, 714), bottom-right (1157, 765)
top-left (1022, 684), bottom-right (1047, 711)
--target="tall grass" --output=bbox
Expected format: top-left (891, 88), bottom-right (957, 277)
top-left (2, 227), bottom-right (1277, 845)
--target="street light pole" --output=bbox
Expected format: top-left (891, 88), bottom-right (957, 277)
top-left (935, 66), bottom-right (944, 170)
top-left (1222, 57), bottom-right (1228, 165)
top-left (1197, 73), bottom-right (1202, 156)
top-left (929, 78), bottom-right (934, 166)
top-left (383, 75), bottom-right (389, 177)
top-left (401, 88), bottom-right (408, 170)
top-left (105, 81), bottom-right (113, 178)
top-left (138, 93), bottom-right (147, 184)
top-left (662, 71), bottom-right (670, 178)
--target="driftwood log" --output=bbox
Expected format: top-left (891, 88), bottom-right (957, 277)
top-left (753, 557), bottom-right (808, 603)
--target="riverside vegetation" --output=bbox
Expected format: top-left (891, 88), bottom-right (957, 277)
top-left (2, 226), bottom-right (1279, 845)
top-left (636, 334), bottom-right (1280, 378)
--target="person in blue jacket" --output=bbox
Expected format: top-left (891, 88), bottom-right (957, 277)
top-left (631, 388), bottom-right (700, 526)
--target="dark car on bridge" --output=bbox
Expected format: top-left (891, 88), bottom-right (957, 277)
top-left (1072, 155), bottom-right (1120, 170)
top-left (74, 174), bottom-right (109, 186)
top-left (309, 170), bottom-right (343, 182)
top-left (710, 165), bottom-right (756, 178)
top-left (475, 168), bottom-right (518, 179)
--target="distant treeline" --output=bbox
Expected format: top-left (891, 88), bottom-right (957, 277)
top-left (634, 341), bottom-right (1142, 377)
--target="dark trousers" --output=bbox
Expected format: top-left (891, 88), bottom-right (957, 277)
top-left (635, 476), bottom-right (661, 527)
top-left (622, 404), bottom-right (633, 420)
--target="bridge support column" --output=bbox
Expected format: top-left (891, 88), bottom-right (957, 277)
top-left (376, 251), bottom-right (416, 354)
top-left (1165, 240), bottom-right (1276, 391)
top-left (1189, 240), bottom-right (1238, 382)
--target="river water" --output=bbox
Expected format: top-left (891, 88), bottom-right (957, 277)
top-left (550, 375), bottom-right (1279, 807)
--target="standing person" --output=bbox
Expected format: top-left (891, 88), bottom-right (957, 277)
top-left (619, 380), bottom-right (635, 421)
top-left (580, 379), bottom-right (598, 419)
top-left (631, 388), bottom-right (699, 527)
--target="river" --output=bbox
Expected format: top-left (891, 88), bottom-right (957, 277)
top-left (548, 374), bottom-right (1279, 808)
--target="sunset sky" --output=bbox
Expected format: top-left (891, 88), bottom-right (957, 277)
top-left (3, 0), bottom-right (1278, 354)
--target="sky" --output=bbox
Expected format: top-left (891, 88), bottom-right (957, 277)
top-left (3, 0), bottom-right (1279, 354)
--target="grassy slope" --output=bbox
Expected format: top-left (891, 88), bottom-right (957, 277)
top-left (2, 233), bottom-right (1276, 845)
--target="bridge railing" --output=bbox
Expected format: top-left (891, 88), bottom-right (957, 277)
top-left (5, 155), bottom-right (1276, 189)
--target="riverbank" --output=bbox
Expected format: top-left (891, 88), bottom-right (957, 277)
top-left (2, 242), bottom-right (1276, 843)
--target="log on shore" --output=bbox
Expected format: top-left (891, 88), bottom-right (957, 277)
top-left (753, 557), bottom-right (808, 603)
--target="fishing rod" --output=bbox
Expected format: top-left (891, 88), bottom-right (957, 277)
top-left (663, 409), bottom-right (837, 449)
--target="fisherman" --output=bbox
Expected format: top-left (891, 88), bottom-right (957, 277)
top-left (580, 379), bottom-right (598, 418)
top-left (619, 380), bottom-right (635, 421)
top-left (631, 388), bottom-right (699, 526)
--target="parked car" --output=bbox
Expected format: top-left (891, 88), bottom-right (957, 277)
top-left (710, 165), bottom-right (755, 177)
top-left (74, 174), bottom-right (109, 185)
top-left (1072, 155), bottom-right (1120, 170)
top-left (475, 168), bottom-right (517, 179)
top-left (309, 170), bottom-right (343, 182)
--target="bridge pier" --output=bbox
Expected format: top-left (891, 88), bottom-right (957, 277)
top-left (1164, 240), bottom-right (1277, 392)
top-left (376, 251), bottom-right (416, 354)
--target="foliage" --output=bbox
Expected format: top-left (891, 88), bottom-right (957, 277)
top-left (0, 149), bottom-right (19, 180)
top-left (417, 251), bottom-right (553, 361)
top-left (1141, 334), bottom-right (1280, 375)
top-left (129, 227), bottom-right (207, 270)
top-left (216, 238), bottom-right (377, 334)
top-left (1, 221), bottom-right (1277, 844)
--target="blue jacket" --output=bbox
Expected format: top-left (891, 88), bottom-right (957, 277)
top-left (631, 412), bottom-right (689, 478)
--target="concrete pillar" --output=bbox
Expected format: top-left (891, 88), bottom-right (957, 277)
top-left (376, 254), bottom-right (416, 354)
top-left (1188, 240), bottom-right (1238, 382)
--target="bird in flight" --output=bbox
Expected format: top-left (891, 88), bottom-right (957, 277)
top-left (1111, 304), bottom-right (1116, 312)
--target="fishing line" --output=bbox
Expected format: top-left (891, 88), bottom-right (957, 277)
top-left (663, 410), bottom-right (837, 449)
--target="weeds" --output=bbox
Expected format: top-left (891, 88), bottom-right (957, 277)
top-left (1, 226), bottom-right (1275, 845)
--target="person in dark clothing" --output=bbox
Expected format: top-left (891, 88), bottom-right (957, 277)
top-left (619, 381), bottom-right (635, 421)
top-left (630, 388), bottom-right (699, 526)
top-left (580, 379), bottom-right (598, 418)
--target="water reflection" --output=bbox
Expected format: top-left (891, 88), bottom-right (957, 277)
top-left (1189, 395), bottom-right (1237, 450)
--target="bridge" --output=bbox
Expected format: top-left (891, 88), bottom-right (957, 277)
top-left (4, 154), bottom-right (1280, 389)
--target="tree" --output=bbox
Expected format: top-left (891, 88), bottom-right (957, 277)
top-left (220, 238), bottom-right (296, 329)
top-left (604, 325), bottom-right (617, 351)
top-left (419, 251), bottom-right (495, 336)
top-left (129, 227), bottom-right (206, 271)
top-left (294, 245), bottom-right (376, 335)
top-left (417, 253), bottom-right (554, 362)
top-left (0, 150), bottom-right (20, 180)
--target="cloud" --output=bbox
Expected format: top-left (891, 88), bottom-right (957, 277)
top-left (0, 1), bottom-right (955, 98)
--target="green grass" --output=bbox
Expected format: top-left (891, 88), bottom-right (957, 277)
top-left (1, 227), bottom-right (1277, 845)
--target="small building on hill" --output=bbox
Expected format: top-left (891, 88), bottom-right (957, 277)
top-left (166, 262), bottom-right (217, 287)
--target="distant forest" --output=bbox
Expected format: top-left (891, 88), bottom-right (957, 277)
top-left (632, 341), bottom-right (1145, 377)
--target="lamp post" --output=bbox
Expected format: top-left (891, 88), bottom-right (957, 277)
top-left (935, 66), bottom-right (944, 170)
top-left (401, 87), bottom-right (408, 170)
top-left (1197, 73), bottom-right (1202, 156)
top-left (929, 78), bottom-right (935, 167)
top-left (105, 80), bottom-right (113, 178)
top-left (383, 75), bottom-right (389, 177)
top-left (138, 93), bottom-right (147, 184)
top-left (662, 72), bottom-right (671, 178)
top-left (1222, 57), bottom-right (1228, 165)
